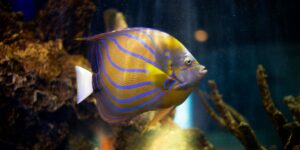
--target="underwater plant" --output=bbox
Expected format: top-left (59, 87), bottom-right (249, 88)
top-left (196, 65), bottom-right (300, 150)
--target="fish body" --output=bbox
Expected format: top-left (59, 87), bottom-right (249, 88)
top-left (76, 28), bottom-right (207, 123)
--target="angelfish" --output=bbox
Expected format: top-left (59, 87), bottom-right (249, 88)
top-left (75, 28), bottom-right (207, 126)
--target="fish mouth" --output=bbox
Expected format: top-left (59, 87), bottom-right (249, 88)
top-left (170, 64), bottom-right (207, 85)
top-left (173, 65), bottom-right (207, 90)
top-left (199, 65), bottom-right (208, 75)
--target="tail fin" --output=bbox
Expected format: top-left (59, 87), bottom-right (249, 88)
top-left (75, 66), bottom-right (93, 104)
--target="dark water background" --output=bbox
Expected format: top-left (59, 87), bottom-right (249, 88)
top-left (9, 0), bottom-right (300, 149)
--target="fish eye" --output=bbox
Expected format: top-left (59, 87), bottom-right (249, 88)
top-left (184, 57), bottom-right (192, 66)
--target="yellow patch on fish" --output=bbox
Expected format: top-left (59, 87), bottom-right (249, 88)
top-left (146, 63), bottom-right (169, 88)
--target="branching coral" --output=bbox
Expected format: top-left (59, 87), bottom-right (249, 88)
top-left (198, 65), bottom-right (300, 150)
top-left (197, 81), bottom-right (266, 150)
top-left (284, 95), bottom-right (300, 122)
top-left (257, 65), bottom-right (300, 149)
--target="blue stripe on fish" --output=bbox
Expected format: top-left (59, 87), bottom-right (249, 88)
top-left (98, 42), bottom-right (153, 90)
top-left (95, 42), bottom-right (101, 72)
top-left (181, 66), bottom-right (192, 71)
top-left (93, 74), bottom-right (101, 91)
top-left (146, 101), bottom-right (162, 111)
top-left (89, 43), bottom-right (99, 72)
top-left (99, 73), bottom-right (160, 103)
top-left (163, 79), bottom-right (177, 90)
top-left (163, 49), bottom-right (171, 59)
top-left (96, 94), bottom-right (161, 122)
top-left (113, 33), bottom-right (157, 58)
top-left (168, 80), bottom-right (177, 89)
top-left (98, 42), bottom-right (161, 103)
top-left (105, 37), bottom-right (161, 68)
top-left (96, 92), bottom-right (161, 122)
top-left (118, 28), bottom-right (157, 50)
top-left (101, 67), bottom-right (153, 89)
top-left (101, 40), bottom-right (146, 73)
top-left (101, 90), bottom-right (165, 113)
top-left (96, 94), bottom-right (131, 121)
top-left (130, 30), bottom-right (156, 47)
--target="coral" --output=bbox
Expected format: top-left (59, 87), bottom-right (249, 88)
top-left (36, 0), bottom-right (96, 52)
top-left (197, 82), bottom-right (266, 150)
top-left (257, 65), bottom-right (300, 149)
top-left (257, 65), bottom-right (290, 144)
top-left (0, 39), bottom-right (90, 111)
top-left (112, 113), bottom-right (216, 150)
top-left (197, 65), bottom-right (300, 150)
top-left (0, 0), bottom-right (96, 149)
top-left (0, 0), bottom-right (96, 52)
top-left (0, 11), bottom-right (31, 43)
top-left (284, 95), bottom-right (300, 122)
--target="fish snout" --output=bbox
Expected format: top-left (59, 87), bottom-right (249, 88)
top-left (198, 65), bottom-right (207, 76)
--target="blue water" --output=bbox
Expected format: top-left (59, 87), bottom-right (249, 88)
top-left (10, 0), bottom-right (300, 148)
top-left (174, 94), bottom-right (194, 128)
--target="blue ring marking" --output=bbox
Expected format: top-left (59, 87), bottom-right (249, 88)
top-left (113, 33), bottom-right (157, 58)
top-left (102, 89), bottom-right (165, 113)
top-left (81, 27), bottom-right (161, 45)
top-left (100, 74), bottom-right (160, 103)
top-left (146, 101), bottom-right (161, 111)
top-left (92, 74), bottom-right (97, 90)
top-left (128, 30), bottom-right (156, 48)
top-left (105, 37), bottom-right (161, 68)
top-left (163, 79), bottom-right (171, 89)
top-left (96, 94), bottom-right (124, 121)
top-left (98, 42), bottom-right (153, 90)
top-left (97, 91), bottom-right (161, 122)
top-left (98, 47), bottom-right (160, 103)
top-left (96, 94), bottom-right (131, 121)
top-left (96, 43), bottom-right (101, 72)
top-left (131, 29), bottom-right (156, 47)
top-left (94, 74), bottom-right (102, 91)
top-left (89, 43), bottom-right (98, 72)
top-left (171, 63), bottom-right (177, 78)
top-left (101, 40), bottom-right (146, 73)
top-left (104, 28), bottom-right (157, 49)
top-left (167, 80), bottom-right (177, 90)
top-left (92, 44), bottom-right (103, 90)
top-left (180, 66), bottom-right (191, 71)
top-left (163, 79), bottom-right (177, 90)
top-left (163, 49), bottom-right (171, 59)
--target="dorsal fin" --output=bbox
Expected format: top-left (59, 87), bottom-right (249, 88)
top-left (75, 27), bottom-right (152, 41)
top-left (75, 29), bottom-right (122, 41)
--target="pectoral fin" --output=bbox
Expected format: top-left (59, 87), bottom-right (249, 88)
top-left (143, 106), bottom-right (176, 132)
